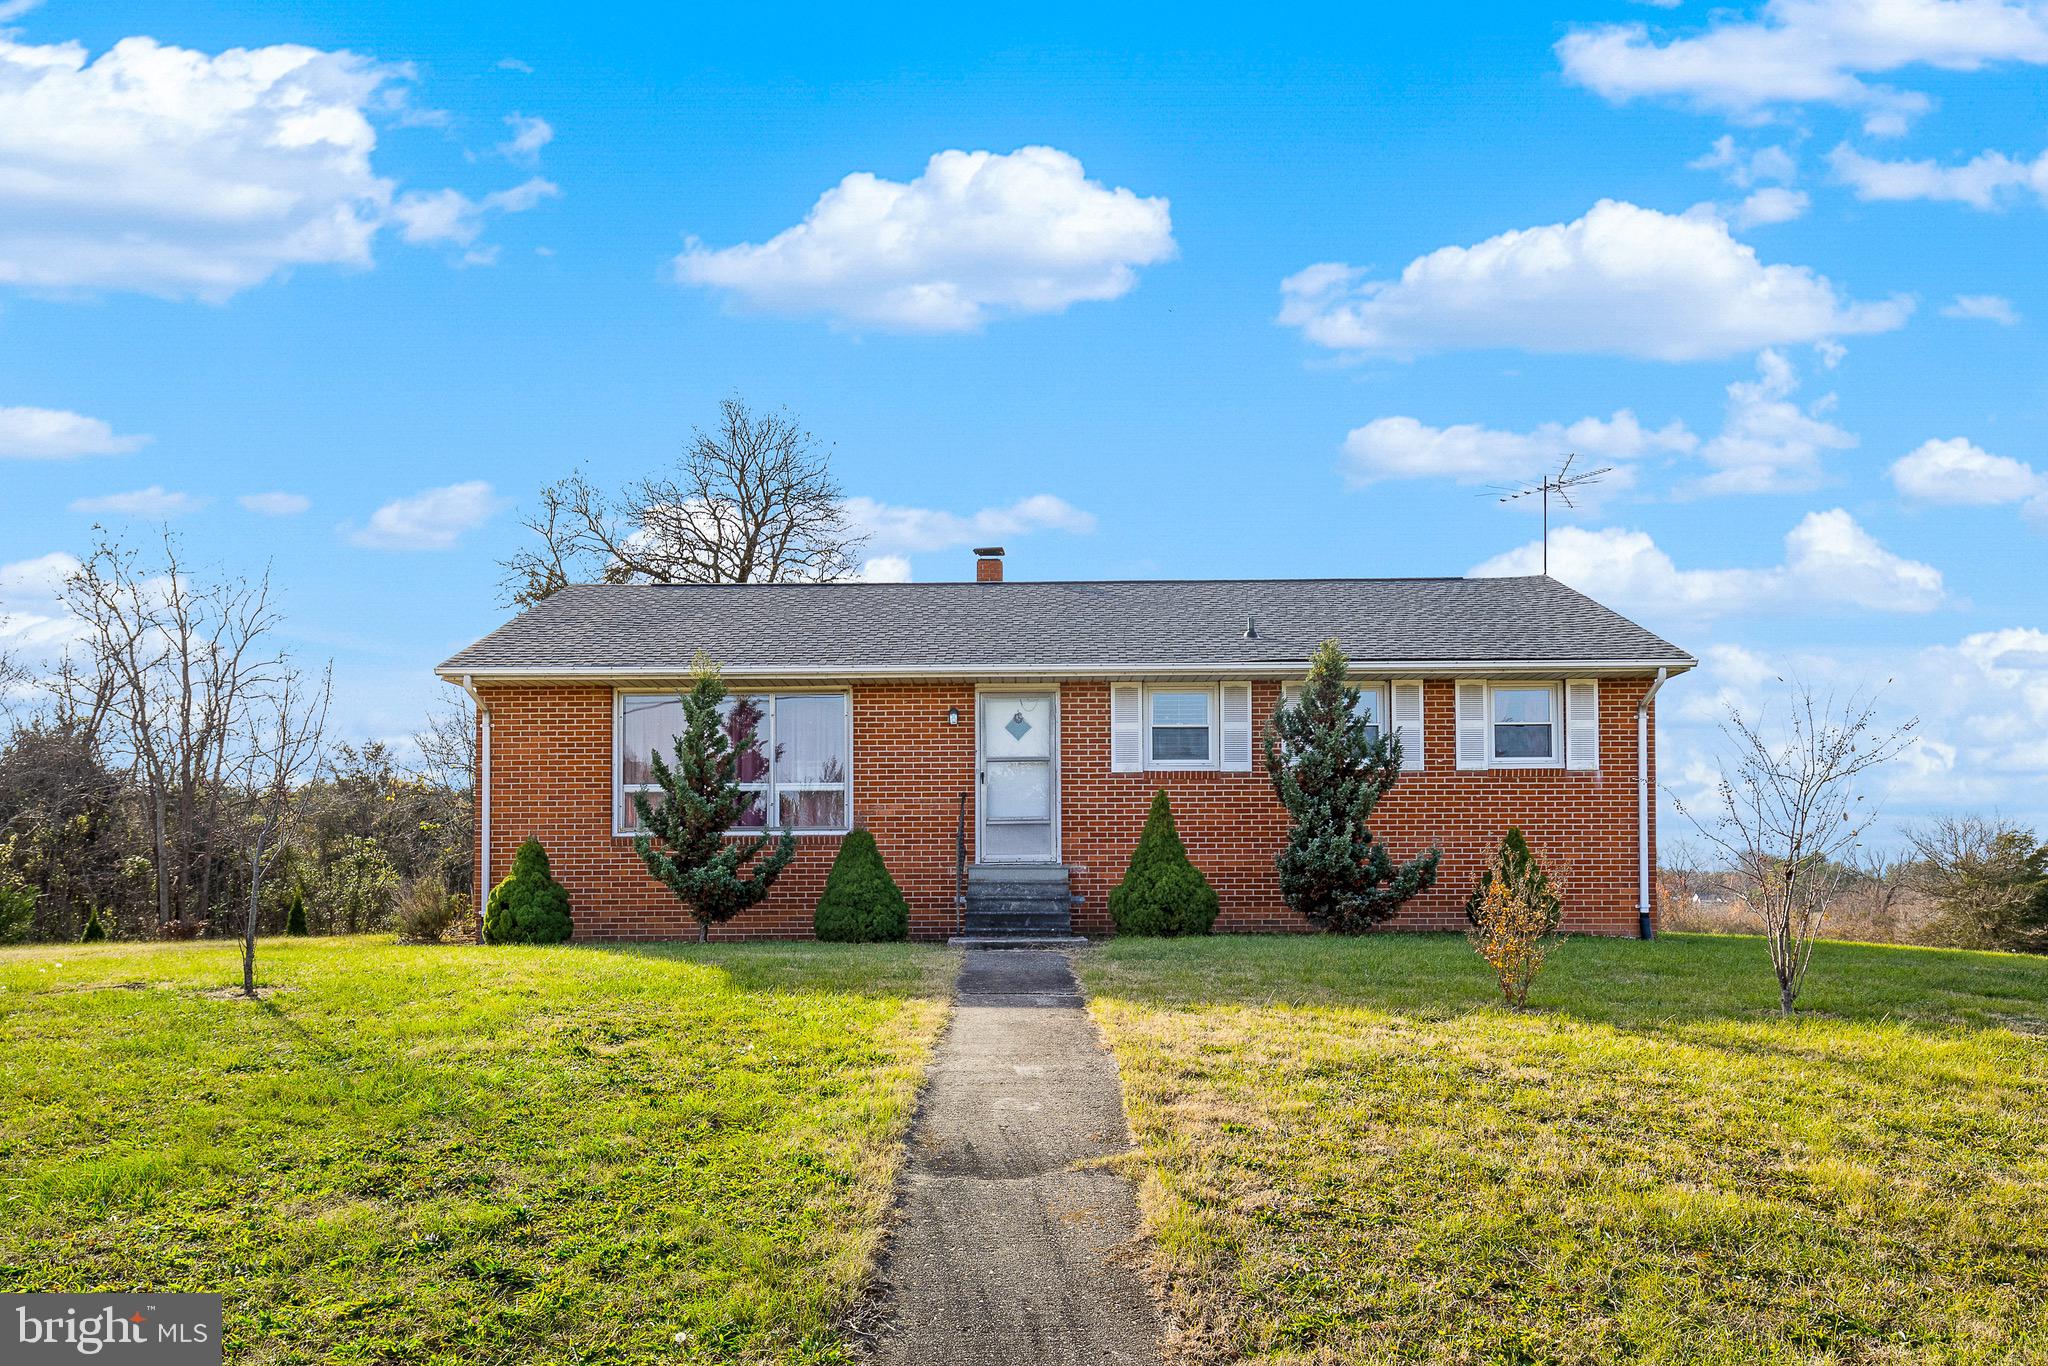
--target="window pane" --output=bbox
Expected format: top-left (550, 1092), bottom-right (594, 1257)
top-left (1150, 691), bottom-right (1210, 727)
top-left (1495, 724), bottom-right (1553, 759)
top-left (778, 787), bottom-right (844, 829)
top-left (621, 694), bottom-right (683, 786)
top-left (774, 694), bottom-right (848, 785)
top-left (986, 762), bottom-right (1051, 821)
top-left (733, 787), bottom-right (767, 828)
top-left (1152, 726), bottom-right (1210, 762)
top-left (982, 694), bottom-right (1051, 759)
top-left (1355, 688), bottom-right (1383, 743)
top-left (621, 788), bottom-right (664, 832)
top-left (718, 695), bottom-right (771, 785)
top-left (1494, 688), bottom-right (1552, 724)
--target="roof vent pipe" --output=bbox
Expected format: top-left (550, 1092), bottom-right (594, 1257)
top-left (1244, 614), bottom-right (1257, 639)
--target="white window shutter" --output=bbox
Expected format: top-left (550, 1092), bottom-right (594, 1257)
top-left (1455, 679), bottom-right (1490, 771)
top-left (1110, 683), bottom-right (1143, 772)
top-left (1391, 680), bottom-right (1425, 771)
top-left (1566, 678), bottom-right (1600, 771)
top-left (1220, 683), bottom-right (1253, 771)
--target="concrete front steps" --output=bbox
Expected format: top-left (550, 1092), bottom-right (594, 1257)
top-left (948, 864), bottom-right (1088, 948)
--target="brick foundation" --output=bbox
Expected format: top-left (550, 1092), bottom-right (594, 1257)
top-left (474, 676), bottom-right (1658, 941)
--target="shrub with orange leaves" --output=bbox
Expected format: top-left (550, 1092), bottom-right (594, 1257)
top-left (1467, 854), bottom-right (1559, 1010)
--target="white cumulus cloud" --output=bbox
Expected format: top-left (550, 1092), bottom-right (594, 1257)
top-left (1470, 508), bottom-right (1942, 618)
top-left (70, 485), bottom-right (206, 518)
top-left (1889, 437), bottom-right (2046, 511)
top-left (0, 405), bottom-right (148, 458)
top-left (1278, 200), bottom-right (1909, 362)
top-left (1941, 293), bottom-right (2021, 325)
top-left (0, 550), bottom-right (83, 655)
top-left (673, 146), bottom-right (1175, 332)
top-left (0, 33), bottom-right (560, 300)
top-left (391, 177), bottom-right (558, 249)
top-left (844, 493), bottom-right (1097, 555)
top-left (1340, 410), bottom-right (1694, 487)
top-left (1691, 136), bottom-right (1799, 187)
top-left (857, 555), bottom-right (913, 583)
top-left (347, 480), bottom-right (502, 550)
top-left (1670, 628), bottom-right (2048, 828)
top-left (1829, 142), bottom-right (2048, 208)
top-left (239, 490), bottom-right (311, 516)
top-left (1690, 348), bottom-right (1856, 495)
top-left (1558, 0), bottom-right (2048, 135)
top-left (1730, 186), bottom-right (1810, 226)
top-left (497, 112), bottom-right (552, 164)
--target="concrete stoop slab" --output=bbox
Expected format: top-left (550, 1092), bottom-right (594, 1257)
top-left (946, 934), bottom-right (1092, 950)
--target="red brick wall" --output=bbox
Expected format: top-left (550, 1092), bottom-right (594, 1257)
top-left (474, 676), bottom-right (1659, 942)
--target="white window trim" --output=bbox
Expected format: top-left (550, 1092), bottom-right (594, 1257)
top-left (1143, 684), bottom-right (1220, 771)
top-left (1487, 681), bottom-right (1563, 769)
top-left (613, 687), bottom-right (854, 838)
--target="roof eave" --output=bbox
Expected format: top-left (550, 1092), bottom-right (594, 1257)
top-left (437, 656), bottom-right (1697, 684)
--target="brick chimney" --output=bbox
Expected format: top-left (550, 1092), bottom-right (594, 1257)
top-left (974, 546), bottom-right (1005, 582)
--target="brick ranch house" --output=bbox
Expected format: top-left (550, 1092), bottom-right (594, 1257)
top-left (437, 551), bottom-right (1694, 941)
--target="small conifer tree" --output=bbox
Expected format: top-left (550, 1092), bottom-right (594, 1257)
top-left (1109, 790), bottom-right (1220, 936)
top-left (1264, 639), bottom-right (1440, 932)
top-left (483, 838), bottom-right (574, 944)
top-left (634, 654), bottom-right (798, 942)
top-left (1464, 827), bottom-right (1562, 934)
top-left (79, 905), bottom-right (109, 943)
top-left (814, 830), bottom-right (910, 942)
top-left (283, 887), bottom-right (309, 936)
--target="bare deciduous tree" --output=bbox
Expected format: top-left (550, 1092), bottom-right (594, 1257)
top-left (1676, 683), bottom-right (1916, 1014)
top-left (410, 697), bottom-right (476, 795)
top-left (60, 532), bottom-right (299, 932)
top-left (1840, 846), bottom-right (1914, 941)
top-left (1906, 814), bottom-right (2048, 953)
top-left (240, 663), bottom-right (330, 994)
top-left (498, 396), bottom-right (867, 606)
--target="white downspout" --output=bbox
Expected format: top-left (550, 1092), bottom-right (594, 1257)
top-left (460, 674), bottom-right (491, 942)
top-left (1636, 666), bottom-right (1670, 940)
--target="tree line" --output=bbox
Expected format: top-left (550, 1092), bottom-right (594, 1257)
top-left (0, 532), bottom-right (473, 950)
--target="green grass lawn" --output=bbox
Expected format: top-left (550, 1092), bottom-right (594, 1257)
top-left (0, 937), bottom-right (954, 1366)
top-left (1078, 933), bottom-right (2048, 1365)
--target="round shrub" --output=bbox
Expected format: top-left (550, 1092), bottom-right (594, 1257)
top-left (483, 838), bottom-right (574, 945)
top-left (1108, 790), bottom-right (1220, 937)
top-left (814, 830), bottom-right (910, 942)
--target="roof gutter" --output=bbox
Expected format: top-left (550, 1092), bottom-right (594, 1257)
top-left (436, 656), bottom-right (1696, 684)
top-left (1636, 666), bottom-right (1670, 941)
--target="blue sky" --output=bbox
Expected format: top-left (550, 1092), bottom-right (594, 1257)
top-left (3, 0), bottom-right (2046, 835)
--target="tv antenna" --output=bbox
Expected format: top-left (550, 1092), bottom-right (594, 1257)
top-left (1490, 454), bottom-right (1612, 576)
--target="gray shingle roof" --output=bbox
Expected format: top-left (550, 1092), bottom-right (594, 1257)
top-left (438, 577), bottom-right (1692, 677)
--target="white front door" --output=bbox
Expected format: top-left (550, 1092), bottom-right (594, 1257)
top-left (978, 691), bottom-right (1058, 862)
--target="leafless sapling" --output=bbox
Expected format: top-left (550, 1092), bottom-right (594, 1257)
top-left (239, 664), bottom-right (331, 995)
top-left (1676, 682), bottom-right (1915, 1014)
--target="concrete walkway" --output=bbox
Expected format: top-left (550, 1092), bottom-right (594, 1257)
top-left (867, 949), bottom-right (1162, 1366)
